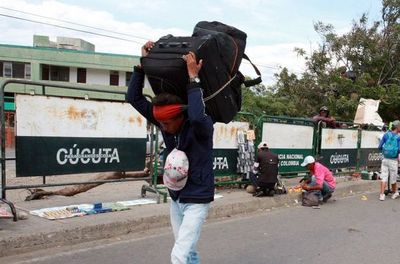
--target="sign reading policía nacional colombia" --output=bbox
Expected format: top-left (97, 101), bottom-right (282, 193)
top-left (15, 95), bottom-right (147, 177)
top-left (261, 122), bottom-right (314, 173)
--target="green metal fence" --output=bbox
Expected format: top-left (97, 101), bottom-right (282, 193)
top-left (317, 124), bottom-right (359, 170)
top-left (144, 115), bottom-right (384, 193)
top-left (1, 79), bottom-right (385, 202)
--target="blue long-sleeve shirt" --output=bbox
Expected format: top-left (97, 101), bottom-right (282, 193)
top-left (126, 67), bottom-right (215, 203)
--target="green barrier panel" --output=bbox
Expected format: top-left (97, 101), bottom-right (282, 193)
top-left (269, 148), bottom-right (314, 174)
top-left (359, 149), bottom-right (382, 168)
top-left (150, 112), bottom-right (385, 192)
top-left (16, 137), bottom-right (146, 176)
top-left (14, 94), bottom-right (148, 176)
top-left (257, 115), bottom-right (317, 177)
top-left (213, 148), bottom-right (238, 177)
top-left (212, 113), bottom-right (257, 186)
top-left (319, 149), bottom-right (358, 169)
top-left (358, 130), bottom-right (383, 169)
top-left (1, 79), bottom-right (156, 201)
top-left (319, 127), bottom-right (359, 169)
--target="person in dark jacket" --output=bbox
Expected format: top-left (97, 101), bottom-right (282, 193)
top-left (249, 142), bottom-right (279, 197)
top-left (312, 106), bottom-right (336, 128)
top-left (126, 41), bottom-right (214, 264)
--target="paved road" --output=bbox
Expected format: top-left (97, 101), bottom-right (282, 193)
top-left (3, 192), bottom-right (399, 264)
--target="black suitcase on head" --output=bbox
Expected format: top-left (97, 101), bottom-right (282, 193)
top-left (141, 34), bottom-right (214, 103)
top-left (141, 22), bottom-right (261, 124)
top-left (193, 21), bottom-right (247, 75)
top-left (141, 34), bottom-right (240, 123)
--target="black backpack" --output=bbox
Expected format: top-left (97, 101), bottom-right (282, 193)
top-left (192, 21), bottom-right (261, 88)
top-left (141, 21), bottom-right (261, 124)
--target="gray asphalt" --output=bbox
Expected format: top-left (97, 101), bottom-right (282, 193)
top-left (3, 192), bottom-right (399, 264)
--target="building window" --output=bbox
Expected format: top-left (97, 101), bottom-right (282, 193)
top-left (41, 64), bottom-right (70, 82)
top-left (110, 71), bottom-right (119, 86)
top-left (25, 64), bottom-right (31, 79)
top-left (0, 61), bottom-right (31, 79)
top-left (77, 68), bottom-right (87, 83)
top-left (41, 64), bottom-right (49, 80)
top-left (12, 62), bottom-right (25, 78)
top-left (4, 62), bottom-right (12, 77)
top-left (50, 66), bottom-right (69, 82)
top-left (126, 72), bottom-right (132, 86)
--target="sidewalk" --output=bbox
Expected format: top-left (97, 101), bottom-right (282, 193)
top-left (0, 176), bottom-right (378, 257)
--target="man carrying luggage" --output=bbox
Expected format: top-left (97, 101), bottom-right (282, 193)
top-left (127, 41), bottom-right (214, 264)
top-left (300, 156), bottom-right (336, 203)
top-left (250, 142), bottom-right (279, 197)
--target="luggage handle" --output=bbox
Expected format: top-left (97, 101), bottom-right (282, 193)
top-left (242, 53), bottom-right (262, 87)
top-left (158, 42), bottom-right (191, 48)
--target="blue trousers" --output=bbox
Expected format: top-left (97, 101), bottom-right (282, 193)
top-left (309, 176), bottom-right (334, 200)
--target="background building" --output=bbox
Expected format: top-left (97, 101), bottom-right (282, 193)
top-left (0, 35), bottom-right (143, 147)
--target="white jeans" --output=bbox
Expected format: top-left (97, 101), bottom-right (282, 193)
top-left (170, 200), bottom-right (210, 264)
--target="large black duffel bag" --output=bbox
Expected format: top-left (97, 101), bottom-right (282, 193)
top-left (141, 21), bottom-right (261, 123)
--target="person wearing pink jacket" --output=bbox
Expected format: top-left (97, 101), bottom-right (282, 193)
top-left (300, 156), bottom-right (336, 203)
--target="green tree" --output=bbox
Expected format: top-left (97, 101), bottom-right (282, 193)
top-left (243, 0), bottom-right (400, 122)
top-left (240, 77), bottom-right (298, 119)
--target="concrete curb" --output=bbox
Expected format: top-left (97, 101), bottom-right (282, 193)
top-left (0, 180), bottom-right (378, 257)
top-left (0, 214), bottom-right (172, 257)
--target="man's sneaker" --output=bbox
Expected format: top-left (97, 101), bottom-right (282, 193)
top-left (322, 193), bottom-right (332, 203)
top-left (266, 190), bottom-right (275, 197)
top-left (253, 191), bottom-right (265, 197)
top-left (392, 192), bottom-right (399, 200)
top-left (379, 193), bottom-right (385, 201)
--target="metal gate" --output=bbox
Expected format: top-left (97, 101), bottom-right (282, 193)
top-left (257, 115), bottom-right (317, 176)
top-left (1, 79), bottom-right (159, 206)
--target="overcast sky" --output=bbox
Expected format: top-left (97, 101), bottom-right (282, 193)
top-left (0, 0), bottom-right (382, 84)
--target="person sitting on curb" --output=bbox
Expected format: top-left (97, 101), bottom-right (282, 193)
top-left (249, 142), bottom-right (279, 197)
top-left (300, 156), bottom-right (336, 203)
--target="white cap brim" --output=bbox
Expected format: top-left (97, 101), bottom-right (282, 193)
top-left (301, 161), bottom-right (309, 167)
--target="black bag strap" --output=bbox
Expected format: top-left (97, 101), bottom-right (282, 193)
top-left (203, 53), bottom-right (262, 102)
top-left (242, 54), bottom-right (262, 87)
top-left (203, 74), bottom-right (237, 102)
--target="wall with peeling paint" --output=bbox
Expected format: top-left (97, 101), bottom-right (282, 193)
top-left (15, 94), bottom-right (147, 176)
